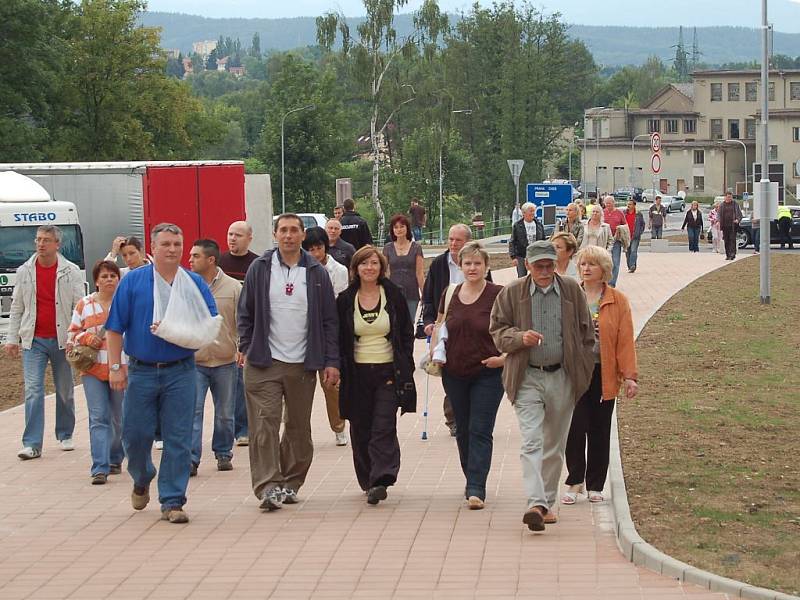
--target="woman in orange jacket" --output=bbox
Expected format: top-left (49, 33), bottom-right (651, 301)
top-left (561, 245), bottom-right (638, 505)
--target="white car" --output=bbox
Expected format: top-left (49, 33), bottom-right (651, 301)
top-left (273, 213), bottom-right (327, 229)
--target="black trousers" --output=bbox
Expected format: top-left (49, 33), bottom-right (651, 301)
top-left (722, 226), bottom-right (737, 258)
top-left (778, 217), bottom-right (793, 248)
top-left (349, 363), bottom-right (401, 491)
top-left (564, 365), bottom-right (615, 492)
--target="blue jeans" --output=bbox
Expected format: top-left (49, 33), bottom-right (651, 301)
top-left (687, 227), bottom-right (701, 252)
top-left (123, 357), bottom-right (196, 511)
top-left (233, 365), bottom-right (248, 438)
top-left (21, 337), bottom-right (75, 449)
top-left (609, 240), bottom-right (622, 287)
top-left (651, 225), bottom-right (663, 239)
top-left (752, 226), bottom-right (760, 251)
top-left (82, 374), bottom-right (124, 475)
top-left (626, 237), bottom-right (640, 270)
top-left (412, 226), bottom-right (422, 241)
top-left (442, 367), bottom-right (504, 500)
top-left (192, 363), bottom-right (236, 465)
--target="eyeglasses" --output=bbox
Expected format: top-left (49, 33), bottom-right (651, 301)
top-left (35, 237), bottom-right (57, 244)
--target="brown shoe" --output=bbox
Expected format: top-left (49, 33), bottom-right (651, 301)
top-left (523, 506), bottom-right (545, 531)
top-left (544, 512), bottom-right (558, 524)
top-left (467, 496), bottom-right (485, 510)
top-left (161, 509), bottom-right (189, 524)
top-left (131, 485), bottom-right (150, 510)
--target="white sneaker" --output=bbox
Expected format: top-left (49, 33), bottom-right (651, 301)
top-left (154, 440), bottom-right (164, 450)
top-left (335, 431), bottom-right (348, 446)
top-left (60, 438), bottom-right (75, 451)
top-left (236, 436), bottom-right (249, 447)
top-left (18, 447), bottom-right (41, 460)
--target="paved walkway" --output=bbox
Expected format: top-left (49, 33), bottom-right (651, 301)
top-left (0, 249), bottom-right (745, 599)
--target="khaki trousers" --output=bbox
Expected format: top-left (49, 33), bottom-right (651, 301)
top-left (318, 371), bottom-right (345, 433)
top-left (244, 360), bottom-right (316, 498)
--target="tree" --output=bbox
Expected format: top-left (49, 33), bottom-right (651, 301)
top-left (166, 54), bottom-right (185, 78)
top-left (206, 48), bottom-right (218, 71)
top-left (250, 32), bottom-right (261, 57)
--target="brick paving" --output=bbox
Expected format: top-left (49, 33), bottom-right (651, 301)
top-left (0, 249), bottom-right (744, 599)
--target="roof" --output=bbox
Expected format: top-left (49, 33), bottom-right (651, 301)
top-left (672, 83), bottom-right (694, 100)
top-left (692, 68), bottom-right (800, 77)
top-left (0, 161), bottom-right (244, 175)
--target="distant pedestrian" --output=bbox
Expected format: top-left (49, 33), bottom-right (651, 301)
top-left (602, 196), bottom-right (627, 287)
top-left (648, 196), bottom-right (667, 239)
top-left (302, 227), bottom-right (349, 447)
top-left (67, 259), bottom-right (124, 484)
top-left (333, 205), bottom-right (344, 220)
top-left (106, 223), bottom-right (218, 524)
top-left (238, 214), bottom-right (340, 511)
top-left (337, 246), bottom-right (416, 505)
top-left (581, 206), bottom-right (612, 251)
top-left (189, 239), bottom-right (241, 476)
top-left (509, 202), bottom-right (545, 278)
top-left (340, 198), bottom-right (374, 249)
top-left (777, 204), bottom-right (793, 249)
top-left (562, 246), bottom-right (638, 506)
top-left (219, 220), bottom-right (259, 448)
top-left (383, 214), bottom-right (424, 322)
top-left (105, 236), bottom-right (151, 277)
top-left (490, 240), bottom-right (595, 532)
top-left (551, 232), bottom-right (579, 279)
top-left (708, 200), bottom-right (722, 254)
top-left (408, 198), bottom-right (427, 241)
top-left (718, 192), bottom-right (743, 260)
top-left (751, 216), bottom-right (760, 254)
top-left (326, 218), bottom-right (356, 270)
top-left (557, 203), bottom-right (584, 247)
top-left (624, 200), bottom-right (645, 273)
top-left (681, 201), bottom-right (704, 253)
top-left (5, 225), bottom-right (84, 460)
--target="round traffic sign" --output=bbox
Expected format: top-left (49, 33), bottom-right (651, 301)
top-left (650, 132), bottom-right (661, 153)
top-left (651, 153), bottom-right (662, 174)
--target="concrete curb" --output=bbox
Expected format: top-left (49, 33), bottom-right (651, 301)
top-left (608, 258), bottom-right (800, 600)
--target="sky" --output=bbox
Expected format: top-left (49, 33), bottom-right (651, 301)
top-left (144, 0), bottom-right (800, 33)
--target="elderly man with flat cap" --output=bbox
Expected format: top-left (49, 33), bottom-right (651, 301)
top-left (490, 240), bottom-right (595, 533)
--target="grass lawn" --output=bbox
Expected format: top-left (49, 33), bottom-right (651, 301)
top-left (619, 253), bottom-right (800, 596)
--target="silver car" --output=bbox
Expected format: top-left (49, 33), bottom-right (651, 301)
top-left (660, 195), bottom-right (686, 213)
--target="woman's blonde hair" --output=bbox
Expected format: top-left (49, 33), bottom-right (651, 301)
top-left (586, 204), bottom-right (604, 223)
top-left (575, 245), bottom-right (613, 282)
top-left (458, 240), bottom-right (490, 266)
top-left (550, 231), bottom-right (578, 256)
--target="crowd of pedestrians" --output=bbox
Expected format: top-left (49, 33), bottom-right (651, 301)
top-left (4, 196), bottom-right (648, 533)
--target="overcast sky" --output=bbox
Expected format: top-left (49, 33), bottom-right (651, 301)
top-left (145, 0), bottom-right (800, 33)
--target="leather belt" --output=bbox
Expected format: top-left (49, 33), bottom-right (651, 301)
top-left (528, 363), bottom-right (561, 373)
top-left (129, 356), bottom-right (191, 369)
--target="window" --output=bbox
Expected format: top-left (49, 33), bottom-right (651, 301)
top-left (769, 145), bottom-right (778, 160)
top-left (683, 119), bottom-right (696, 134)
top-left (693, 150), bottom-right (705, 165)
top-left (693, 176), bottom-right (705, 191)
top-left (711, 83), bottom-right (722, 101)
top-left (665, 119), bottom-right (679, 134)
top-left (711, 118), bottom-right (723, 140)
top-left (647, 119), bottom-right (660, 133)
top-left (791, 82), bottom-right (800, 101)
top-left (728, 119), bottom-right (740, 139)
top-left (746, 119), bottom-right (756, 139)
top-left (746, 82), bottom-right (758, 101)
top-left (728, 83), bottom-right (740, 101)
top-left (769, 82), bottom-right (775, 101)
top-left (793, 127), bottom-right (800, 142)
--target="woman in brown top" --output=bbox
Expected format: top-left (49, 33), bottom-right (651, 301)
top-left (435, 241), bottom-right (505, 510)
top-left (382, 214), bottom-right (424, 321)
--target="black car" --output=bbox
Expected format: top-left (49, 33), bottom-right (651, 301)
top-left (736, 206), bottom-right (800, 248)
top-left (612, 187), bottom-right (643, 203)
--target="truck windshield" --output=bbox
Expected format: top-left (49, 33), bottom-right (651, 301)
top-left (0, 225), bottom-right (85, 272)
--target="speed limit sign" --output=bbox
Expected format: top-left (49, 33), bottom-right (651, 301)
top-left (650, 132), bottom-right (661, 153)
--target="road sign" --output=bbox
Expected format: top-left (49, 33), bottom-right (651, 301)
top-left (507, 159), bottom-right (524, 180)
top-left (651, 153), bottom-right (661, 174)
top-left (650, 132), bottom-right (661, 153)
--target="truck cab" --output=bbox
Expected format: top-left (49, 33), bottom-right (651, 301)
top-left (0, 172), bottom-right (85, 342)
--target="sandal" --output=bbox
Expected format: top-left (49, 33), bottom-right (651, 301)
top-left (588, 491), bottom-right (604, 503)
top-left (561, 484), bottom-right (584, 505)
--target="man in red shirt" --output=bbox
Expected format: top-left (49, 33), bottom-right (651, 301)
top-left (4, 225), bottom-right (84, 460)
top-left (602, 196), bottom-right (627, 287)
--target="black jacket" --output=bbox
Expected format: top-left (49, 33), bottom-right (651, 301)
top-left (682, 210), bottom-right (704, 230)
top-left (339, 210), bottom-right (374, 250)
top-left (336, 278), bottom-right (417, 418)
top-left (509, 217), bottom-right (545, 259)
top-left (421, 250), bottom-right (493, 326)
top-left (329, 238), bottom-right (356, 270)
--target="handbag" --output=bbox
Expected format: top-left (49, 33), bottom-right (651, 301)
top-left (422, 284), bottom-right (457, 377)
top-left (706, 230), bottom-right (713, 242)
top-left (415, 318), bottom-right (427, 340)
top-left (66, 297), bottom-right (104, 373)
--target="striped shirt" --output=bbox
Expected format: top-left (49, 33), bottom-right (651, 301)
top-left (67, 294), bottom-right (126, 381)
top-left (528, 279), bottom-right (563, 367)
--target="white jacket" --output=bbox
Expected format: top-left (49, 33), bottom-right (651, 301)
top-left (7, 254), bottom-right (85, 350)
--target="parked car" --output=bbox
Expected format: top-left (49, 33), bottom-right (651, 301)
top-left (612, 187), bottom-right (643, 203)
top-left (641, 188), bottom-right (660, 203)
top-left (661, 195), bottom-right (686, 213)
top-left (273, 213), bottom-right (327, 229)
top-left (736, 205), bottom-right (800, 248)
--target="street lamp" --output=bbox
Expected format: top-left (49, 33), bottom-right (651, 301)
top-left (439, 109), bottom-right (472, 243)
top-left (630, 133), bottom-right (650, 187)
top-left (725, 138), bottom-right (749, 195)
top-left (281, 104), bottom-right (316, 214)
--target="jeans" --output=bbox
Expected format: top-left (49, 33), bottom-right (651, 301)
top-left (21, 337), bottom-right (75, 450)
top-left (192, 363), bottom-right (236, 465)
top-left (123, 357), bottom-right (196, 511)
top-left (752, 225), bottom-right (760, 251)
top-left (82, 374), bottom-right (124, 476)
top-left (651, 225), bottom-right (663, 239)
top-left (687, 227), bottom-right (701, 252)
top-left (515, 258), bottom-right (527, 278)
top-left (233, 365), bottom-right (248, 438)
top-left (609, 240), bottom-right (622, 287)
top-left (442, 367), bottom-right (504, 500)
top-left (626, 237), bottom-right (640, 270)
top-left (412, 226), bottom-right (422, 241)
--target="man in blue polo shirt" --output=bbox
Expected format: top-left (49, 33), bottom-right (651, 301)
top-left (106, 223), bottom-right (217, 524)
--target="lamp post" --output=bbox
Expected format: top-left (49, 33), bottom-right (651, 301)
top-left (725, 139), bottom-right (749, 195)
top-left (758, 0), bottom-right (770, 304)
top-left (281, 104), bottom-right (316, 214)
top-left (630, 133), bottom-right (650, 188)
top-left (439, 109), bottom-right (472, 244)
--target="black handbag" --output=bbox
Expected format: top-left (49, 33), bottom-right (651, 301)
top-left (415, 318), bottom-right (427, 340)
top-left (706, 230), bottom-right (713, 242)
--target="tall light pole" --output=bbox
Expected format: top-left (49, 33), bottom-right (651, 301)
top-left (281, 104), bottom-right (315, 214)
top-left (439, 109), bottom-right (472, 243)
top-left (631, 133), bottom-right (650, 187)
top-left (725, 139), bottom-right (749, 195)
top-left (759, 0), bottom-right (771, 304)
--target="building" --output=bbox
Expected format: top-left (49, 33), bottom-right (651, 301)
top-left (165, 48), bottom-right (181, 60)
top-left (217, 56), bottom-right (229, 72)
top-left (229, 66), bottom-right (246, 78)
top-left (192, 40), bottom-right (217, 58)
top-left (582, 69), bottom-right (800, 201)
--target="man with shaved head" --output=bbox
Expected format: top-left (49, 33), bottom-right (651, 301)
top-left (219, 221), bottom-right (259, 446)
top-left (325, 218), bottom-right (356, 270)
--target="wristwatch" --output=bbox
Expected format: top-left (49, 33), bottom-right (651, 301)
top-left (110, 363), bottom-right (121, 373)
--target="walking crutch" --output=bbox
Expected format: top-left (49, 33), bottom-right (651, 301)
top-left (421, 336), bottom-right (431, 440)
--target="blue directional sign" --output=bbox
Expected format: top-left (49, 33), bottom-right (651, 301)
top-left (526, 183), bottom-right (573, 208)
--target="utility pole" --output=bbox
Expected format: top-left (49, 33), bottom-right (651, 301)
top-left (759, 0), bottom-right (771, 304)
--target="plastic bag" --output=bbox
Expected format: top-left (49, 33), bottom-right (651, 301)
top-left (152, 268), bottom-right (222, 350)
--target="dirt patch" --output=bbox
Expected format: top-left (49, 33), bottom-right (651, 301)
top-left (0, 353), bottom-right (80, 413)
top-left (619, 253), bottom-right (800, 596)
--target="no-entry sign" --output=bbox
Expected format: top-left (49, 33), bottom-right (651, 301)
top-left (651, 153), bottom-right (662, 174)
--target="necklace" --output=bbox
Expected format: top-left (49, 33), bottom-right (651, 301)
top-left (281, 264), bottom-right (299, 296)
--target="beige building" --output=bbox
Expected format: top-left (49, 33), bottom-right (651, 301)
top-left (583, 69), bottom-right (800, 201)
top-left (192, 40), bottom-right (218, 58)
